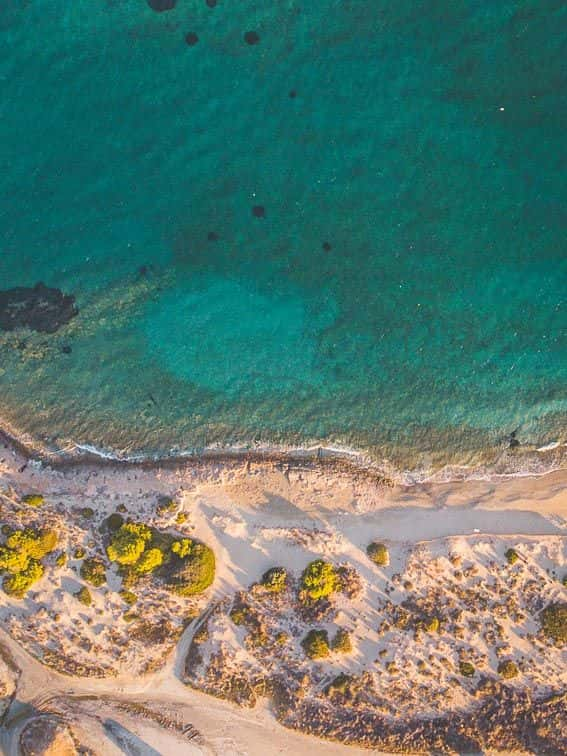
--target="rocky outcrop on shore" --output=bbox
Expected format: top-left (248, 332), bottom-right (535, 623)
top-left (0, 283), bottom-right (77, 333)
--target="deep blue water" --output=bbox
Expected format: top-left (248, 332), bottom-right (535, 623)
top-left (0, 0), bottom-right (566, 475)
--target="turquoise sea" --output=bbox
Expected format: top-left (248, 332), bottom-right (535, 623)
top-left (0, 0), bottom-right (566, 476)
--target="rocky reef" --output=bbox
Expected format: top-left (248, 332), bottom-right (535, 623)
top-left (0, 283), bottom-right (77, 333)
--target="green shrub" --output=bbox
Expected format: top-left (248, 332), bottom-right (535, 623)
top-left (3, 559), bottom-right (44, 597)
top-left (459, 661), bottom-right (475, 677)
top-left (107, 522), bottom-right (152, 565)
top-left (562, 574), bottom-right (567, 587)
top-left (116, 503), bottom-right (128, 513)
top-left (541, 603), bottom-right (567, 644)
top-left (165, 539), bottom-right (215, 596)
top-left (105, 513), bottom-right (124, 532)
top-left (275, 631), bottom-right (288, 646)
top-left (123, 610), bottom-right (139, 623)
top-left (55, 552), bottom-right (67, 568)
top-left (498, 660), bottom-right (519, 679)
top-left (80, 557), bottom-right (106, 587)
top-left (300, 560), bottom-right (337, 601)
top-left (157, 497), bottom-right (177, 515)
top-left (6, 528), bottom-right (57, 560)
top-left (301, 629), bottom-right (330, 659)
top-left (120, 590), bottom-right (138, 605)
top-left (505, 548), bottom-right (519, 565)
top-left (1, 525), bottom-right (12, 536)
top-left (80, 507), bottom-right (94, 519)
top-left (74, 547), bottom-right (86, 559)
top-left (325, 673), bottom-right (354, 697)
top-left (260, 566), bottom-right (287, 593)
top-left (367, 542), bottom-right (389, 566)
top-left (175, 512), bottom-right (188, 525)
top-left (22, 494), bottom-right (44, 507)
top-left (230, 607), bottom-right (249, 625)
top-left (0, 545), bottom-right (30, 573)
top-left (424, 617), bottom-right (440, 633)
top-left (76, 586), bottom-right (92, 606)
top-left (134, 547), bottom-right (163, 574)
top-left (332, 628), bottom-right (352, 653)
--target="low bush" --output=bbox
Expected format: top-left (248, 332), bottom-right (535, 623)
top-left (80, 557), bottom-right (106, 587)
top-left (22, 494), bottom-right (44, 507)
top-left (105, 513), bottom-right (124, 532)
top-left (55, 552), bottom-right (67, 568)
top-left (107, 522), bottom-right (152, 566)
top-left (301, 629), bottom-right (330, 659)
top-left (75, 586), bottom-right (92, 606)
top-left (80, 507), bottom-right (94, 519)
top-left (3, 559), bottom-right (44, 597)
top-left (325, 673), bottom-right (355, 698)
top-left (165, 539), bottom-right (215, 596)
top-left (505, 548), bottom-right (519, 565)
top-left (156, 497), bottom-right (177, 516)
top-left (424, 616), bottom-right (440, 633)
top-left (134, 547), bottom-right (164, 574)
top-left (541, 602), bottom-right (566, 644)
top-left (300, 560), bottom-right (337, 601)
top-left (459, 661), bottom-right (475, 677)
top-left (332, 628), bottom-right (352, 653)
top-left (367, 542), bottom-right (389, 566)
top-left (120, 590), bottom-right (138, 605)
top-left (175, 512), bottom-right (188, 525)
top-left (260, 566), bottom-right (287, 593)
top-left (498, 660), bottom-right (519, 679)
top-left (230, 607), bottom-right (249, 626)
top-left (74, 547), bottom-right (86, 559)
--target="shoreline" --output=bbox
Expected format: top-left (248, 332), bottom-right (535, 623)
top-left (1, 412), bottom-right (566, 488)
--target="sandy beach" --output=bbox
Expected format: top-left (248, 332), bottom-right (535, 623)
top-left (0, 430), bottom-right (565, 754)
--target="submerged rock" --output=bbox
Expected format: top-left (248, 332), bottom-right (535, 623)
top-left (147, 0), bottom-right (176, 11)
top-left (0, 282), bottom-right (78, 333)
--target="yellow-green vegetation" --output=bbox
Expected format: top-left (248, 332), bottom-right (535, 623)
top-left (156, 497), bottom-right (177, 516)
top-left (104, 513), bottom-right (124, 532)
top-left (107, 522), bottom-right (152, 565)
top-left (301, 629), bottom-right (330, 659)
top-left (459, 661), bottom-right (475, 677)
top-left (175, 512), bottom-right (188, 525)
top-left (230, 606), bottom-right (249, 625)
top-left (0, 526), bottom-right (57, 597)
top-left (505, 548), bottom-right (519, 565)
top-left (367, 542), bottom-right (389, 566)
top-left (300, 559), bottom-right (338, 601)
top-left (275, 631), bottom-right (288, 645)
top-left (540, 602), bottom-right (566, 644)
top-left (123, 610), bottom-right (139, 623)
top-left (325, 673), bottom-right (355, 697)
top-left (332, 628), bottom-right (352, 653)
top-left (74, 547), bottom-right (86, 559)
top-left (22, 494), bottom-right (44, 507)
top-left (260, 566), bottom-right (288, 593)
top-left (80, 557), bottom-right (106, 587)
top-left (423, 616), bottom-right (440, 633)
top-left (498, 660), bottom-right (519, 679)
top-left (55, 552), bottom-right (67, 568)
top-left (166, 538), bottom-right (215, 596)
top-left (120, 590), bottom-right (138, 605)
top-left (134, 547), bottom-right (164, 574)
top-left (80, 507), bottom-right (94, 519)
top-left (75, 586), bottom-right (92, 606)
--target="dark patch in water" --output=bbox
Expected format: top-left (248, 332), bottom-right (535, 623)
top-left (0, 283), bottom-right (78, 334)
top-left (322, 241), bottom-right (332, 251)
top-left (147, 0), bottom-right (176, 12)
top-left (206, 0), bottom-right (217, 7)
top-left (244, 31), bottom-right (260, 46)
top-left (207, 231), bottom-right (219, 241)
top-left (185, 32), bottom-right (199, 46)
top-left (252, 205), bottom-right (266, 218)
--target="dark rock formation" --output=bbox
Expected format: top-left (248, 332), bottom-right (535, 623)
top-left (147, 0), bottom-right (176, 11)
top-left (0, 283), bottom-right (78, 333)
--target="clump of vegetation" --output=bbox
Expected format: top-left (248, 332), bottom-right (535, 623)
top-left (156, 497), bottom-right (177, 516)
top-left (275, 631), bottom-right (288, 646)
top-left (260, 566), bottom-right (287, 593)
top-left (302, 629), bottom-right (330, 659)
top-left (459, 661), bottom-right (475, 677)
top-left (325, 673), bottom-right (356, 699)
top-left (74, 547), bottom-right (86, 559)
top-left (107, 522), bottom-right (152, 565)
top-left (80, 507), bottom-right (94, 519)
top-left (230, 606), bottom-right (249, 625)
top-left (505, 548), bottom-right (520, 565)
top-left (75, 586), bottom-right (92, 606)
top-left (123, 610), bottom-right (139, 623)
top-left (367, 542), bottom-right (389, 566)
top-left (55, 552), bottom-right (67, 568)
top-left (165, 538), bottom-right (215, 596)
top-left (175, 512), bottom-right (187, 525)
top-left (332, 628), bottom-right (352, 653)
top-left (22, 494), bottom-right (44, 507)
top-left (498, 660), bottom-right (519, 679)
top-left (104, 513), bottom-right (124, 532)
top-left (541, 603), bottom-right (566, 644)
top-left (300, 559), bottom-right (338, 602)
top-left (423, 616), bottom-right (440, 633)
top-left (80, 557), bottom-right (106, 587)
top-left (120, 590), bottom-right (138, 605)
top-left (134, 547), bottom-right (164, 574)
top-left (0, 527), bottom-right (57, 598)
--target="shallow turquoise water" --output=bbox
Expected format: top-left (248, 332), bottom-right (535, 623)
top-left (0, 0), bottom-right (566, 472)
